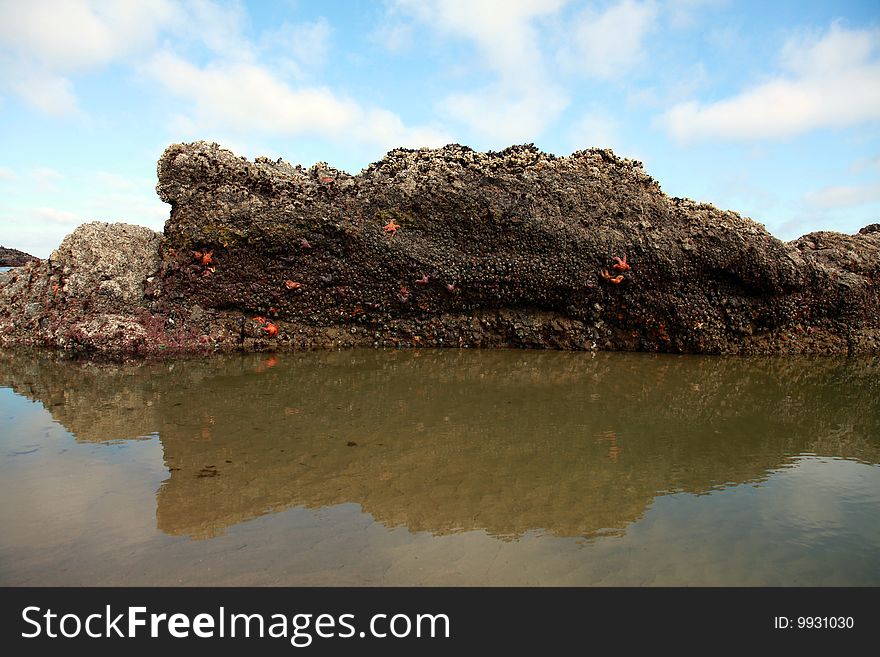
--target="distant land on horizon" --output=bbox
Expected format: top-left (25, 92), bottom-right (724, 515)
top-left (0, 246), bottom-right (38, 267)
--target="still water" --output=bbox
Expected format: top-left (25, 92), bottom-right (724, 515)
top-left (1, 349), bottom-right (878, 585)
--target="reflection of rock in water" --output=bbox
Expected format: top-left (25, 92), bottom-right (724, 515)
top-left (1, 350), bottom-right (878, 540)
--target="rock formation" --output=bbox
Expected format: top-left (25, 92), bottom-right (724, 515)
top-left (0, 245), bottom-right (37, 267)
top-left (1, 141), bottom-right (878, 356)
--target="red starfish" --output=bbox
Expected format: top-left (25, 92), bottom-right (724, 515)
top-left (415, 274), bottom-right (429, 285)
top-left (285, 280), bottom-right (301, 290)
top-left (193, 250), bottom-right (214, 266)
top-left (612, 254), bottom-right (630, 272)
top-left (601, 269), bottom-right (624, 284)
top-left (262, 322), bottom-right (279, 338)
top-left (383, 219), bottom-right (399, 236)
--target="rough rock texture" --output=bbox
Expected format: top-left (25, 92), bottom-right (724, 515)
top-left (0, 222), bottom-right (162, 355)
top-left (0, 246), bottom-right (38, 267)
top-left (1, 140), bottom-right (879, 356)
top-left (51, 222), bottom-right (162, 312)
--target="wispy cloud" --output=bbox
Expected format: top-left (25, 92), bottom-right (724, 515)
top-left (0, 0), bottom-right (178, 116)
top-left (665, 0), bottom-right (727, 30)
top-left (387, 0), bottom-right (568, 142)
top-left (391, 0), bottom-right (566, 84)
top-left (441, 87), bottom-right (568, 144)
top-left (0, 0), bottom-right (177, 70)
top-left (568, 111), bottom-right (621, 151)
top-left (30, 206), bottom-right (83, 225)
top-left (661, 22), bottom-right (880, 143)
top-left (30, 167), bottom-right (63, 192)
top-left (805, 182), bottom-right (880, 209)
top-left (144, 50), bottom-right (451, 150)
top-left (559, 0), bottom-right (658, 79)
top-left (371, 19), bottom-right (413, 52)
top-left (261, 18), bottom-right (332, 76)
top-left (144, 51), bottom-right (358, 136)
top-left (11, 73), bottom-right (80, 117)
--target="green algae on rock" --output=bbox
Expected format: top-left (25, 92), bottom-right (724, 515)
top-left (1, 141), bottom-right (878, 356)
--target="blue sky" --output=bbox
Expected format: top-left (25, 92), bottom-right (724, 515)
top-left (1, 0), bottom-right (879, 258)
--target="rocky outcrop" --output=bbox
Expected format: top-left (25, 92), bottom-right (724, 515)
top-left (0, 245), bottom-right (37, 267)
top-left (0, 222), bottom-right (162, 355)
top-left (1, 141), bottom-right (878, 356)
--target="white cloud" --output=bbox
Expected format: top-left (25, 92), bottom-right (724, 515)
top-left (354, 108), bottom-right (451, 150)
top-left (177, 0), bottom-right (253, 60)
top-left (0, 171), bottom-right (168, 257)
top-left (0, 0), bottom-right (178, 116)
top-left (0, 166), bottom-right (13, 180)
top-left (88, 191), bottom-right (168, 231)
top-left (628, 62), bottom-right (710, 109)
top-left (88, 172), bottom-right (169, 230)
top-left (10, 72), bottom-right (80, 116)
top-left (392, 0), bottom-right (565, 84)
top-left (145, 51), bottom-right (358, 136)
top-left (665, 0), bottom-right (726, 30)
top-left (258, 18), bottom-right (334, 81)
top-left (0, 210), bottom-right (78, 258)
top-left (661, 22), bottom-right (880, 143)
top-left (442, 86), bottom-right (568, 145)
top-left (371, 20), bottom-right (413, 52)
top-left (30, 167), bottom-right (64, 192)
top-left (849, 154), bottom-right (880, 175)
top-left (780, 22), bottom-right (877, 77)
top-left (387, 0), bottom-right (569, 141)
top-left (145, 51), bottom-right (451, 149)
top-left (93, 172), bottom-right (141, 191)
top-left (277, 19), bottom-right (332, 68)
top-left (31, 206), bottom-right (83, 225)
top-left (0, 0), bottom-right (178, 71)
top-left (561, 0), bottom-right (658, 79)
top-left (569, 112), bottom-right (621, 150)
top-left (805, 182), bottom-right (880, 209)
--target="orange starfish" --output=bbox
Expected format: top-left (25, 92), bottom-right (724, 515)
top-left (193, 250), bottom-right (214, 266)
top-left (601, 269), bottom-right (624, 284)
top-left (612, 254), bottom-right (630, 272)
top-left (262, 322), bottom-right (279, 338)
top-left (284, 280), bottom-right (301, 290)
top-left (383, 219), bottom-right (399, 236)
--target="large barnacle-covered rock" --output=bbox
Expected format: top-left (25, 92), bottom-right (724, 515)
top-left (1, 141), bottom-right (878, 356)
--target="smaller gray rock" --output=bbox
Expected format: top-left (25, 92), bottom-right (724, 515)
top-left (50, 222), bottom-right (161, 313)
